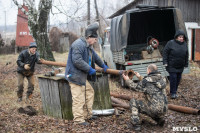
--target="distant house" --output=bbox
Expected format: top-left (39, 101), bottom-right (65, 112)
top-left (109, 0), bottom-right (200, 62)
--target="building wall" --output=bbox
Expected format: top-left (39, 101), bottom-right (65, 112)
top-left (185, 22), bottom-right (200, 61)
top-left (110, 0), bottom-right (200, 24)
top-left (134, 0), bottom-right (200, 23)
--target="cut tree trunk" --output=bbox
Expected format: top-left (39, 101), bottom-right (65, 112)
top-left (111, 92), bottom-right (200, 115)
top-left (37, 73), bottom-right (112, 120)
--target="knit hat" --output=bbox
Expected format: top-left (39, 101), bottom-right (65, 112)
top-left (29, 42), bottom-right (37, 48)
top-left (85, 22), bottom-right (99, 38)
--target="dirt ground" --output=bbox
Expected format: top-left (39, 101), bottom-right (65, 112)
top-left (0, 53), bottom-right (199, 133)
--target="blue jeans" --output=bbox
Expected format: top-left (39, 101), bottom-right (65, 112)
top-left (169, 72), bottom-right (182, 95)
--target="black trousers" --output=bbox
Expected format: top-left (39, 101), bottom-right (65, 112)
top-left (169, 72), bottom-right (182, 95)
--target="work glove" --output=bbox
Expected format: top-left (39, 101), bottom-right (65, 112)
top-left (88, 67), bottom-right (96, 75)
top-left (119, 70), bottom-right (125, 75)
top-left (101, 64), bottom-right (109, 72)
top-left (24, 64), bottom-right (30, 70)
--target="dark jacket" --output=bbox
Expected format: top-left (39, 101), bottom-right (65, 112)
top-left (17, 49), bottom-right (40, 75)
top-left (163, 30), bottom-right (188, 73)
top-left (65, 37), bottom-right (104, 85)
top-left (126, 71), bottom-right (168, 114)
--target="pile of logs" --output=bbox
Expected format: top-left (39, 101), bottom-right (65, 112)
top-left (110, 92), bottom-right (200, 115)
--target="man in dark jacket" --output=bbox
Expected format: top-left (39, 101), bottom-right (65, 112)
top-left (17, 42), bottom-right (41, 102)
top-left (163, 30), bottom-right (188, 99)
top-left (123, 64), bottom-right (168, 131)
top-left (65, 22), bottom-right (108, 126)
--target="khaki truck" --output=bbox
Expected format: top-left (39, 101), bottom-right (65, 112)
top-left (101, 5), bottom-right (189, 86)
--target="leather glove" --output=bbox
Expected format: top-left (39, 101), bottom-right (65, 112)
top-left (88, 67), bottom-right (96, 75)
top-left (24, 64), bottom-right (30, 70)
top-left (102, 64), bottom-right (109, 72)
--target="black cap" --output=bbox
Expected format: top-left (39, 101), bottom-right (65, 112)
top-left (29, 42), bottom-right (37, 48)
top-left (85, 22), bottom-right (99, 38)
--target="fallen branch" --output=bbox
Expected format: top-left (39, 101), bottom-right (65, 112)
top-left (110, 92), bottom-right (132, 101)
top-left (111, 92), bottom-right (200, 115)
top-left (168, 104), bottom-right (200, 115)
top-left (111, 97), bottom-right (129, 109)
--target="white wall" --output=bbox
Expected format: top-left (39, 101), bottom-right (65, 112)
top-left (185, 22), bottom-right (200, 60)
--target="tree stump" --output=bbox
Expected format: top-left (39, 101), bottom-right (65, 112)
top-left (37, 73), bottom-right (112, 120)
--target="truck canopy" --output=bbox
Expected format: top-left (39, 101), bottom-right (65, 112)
top-left (110, 7), bottom-right (186, 52)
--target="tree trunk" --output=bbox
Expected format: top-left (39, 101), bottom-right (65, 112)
top-left (13, 0), bottom-right (55, 61)
top-left (94, 0), bottom-right (103, 38)
top-left (87, 0), bottom-right (90, 25)
top-left (36, 1), bottom-right (55, 61)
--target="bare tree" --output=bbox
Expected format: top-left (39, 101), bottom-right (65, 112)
top-left (94, 0), bottom-right (103, 38)
top-left (12, 0), bottom-right (55, 61)
top-left (87, 0), bottom-right (90, 25)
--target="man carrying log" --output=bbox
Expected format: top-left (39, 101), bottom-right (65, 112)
top-left (122, 64), bottom-right (168, 131)
top-left (65, 22), bottom-right (108, 126)
top-left (16, 42), bottom-right (42, 102)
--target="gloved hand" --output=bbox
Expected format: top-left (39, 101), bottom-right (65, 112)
top-left (102, 64), bottom-right (109, 72)
top-left (119, 70), bottom-right (125, 75)
top-left (88, 67), bottom-right (96, 75)
top-left (24, 64), bottom-right (30, 70)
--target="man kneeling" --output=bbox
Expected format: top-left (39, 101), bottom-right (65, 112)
top-left (122, 64), bottom-right (168, 130)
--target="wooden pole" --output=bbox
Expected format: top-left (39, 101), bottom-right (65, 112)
top-left (168, 104), bottom-right (200, 115)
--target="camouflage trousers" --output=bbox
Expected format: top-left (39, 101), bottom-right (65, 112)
top-left (129, 98), bottom-right (167, 125)
top-left (17, 72), bottom-right (35, 98)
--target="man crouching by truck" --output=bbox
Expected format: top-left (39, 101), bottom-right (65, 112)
top-left (65, 22), bottom-right (108, 126)
top-left (122, 64), bottom-right (168, 131)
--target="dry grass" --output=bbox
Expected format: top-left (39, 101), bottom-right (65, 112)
top-left (0, 53), bottom-right (199, 132)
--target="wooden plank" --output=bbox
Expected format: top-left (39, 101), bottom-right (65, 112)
top-left (49, 80), bottom-right (62, 118)
top-left (58, 80), bottom-right (73, 120)
top-left (195, 29), bottom-right (200, 61)
top-left (38, 78), bottom-right (47, 115)
top-left (44, 79), bottom-right (52, 116)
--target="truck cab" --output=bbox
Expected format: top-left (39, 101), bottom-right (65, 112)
top-left (102, 5), bottom-right (190, 86)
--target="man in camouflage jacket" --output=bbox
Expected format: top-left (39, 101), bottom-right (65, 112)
top-left (122, 64), bottom-right (168, 131)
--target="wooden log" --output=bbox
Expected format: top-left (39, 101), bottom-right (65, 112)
top-left (112, 103), bottom-right (129, 109)
top-left (38, 75), bottom-right (71, 119)
top-left (110, 92), bottom-right (132, 101)
top-left (90, 73), bottom-right (112, 110)
top-left (111, 92), bottom-right (200, 115)
top-left (38, 73), bottom-right (112, 120)
top-left (168, 104), bottom-right (200, 115)
top-left (111, 97), bottom-right (129, 109)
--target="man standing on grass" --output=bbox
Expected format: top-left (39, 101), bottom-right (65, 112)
top-left (16, 42), bottom-right (42, 102)
top-left (65, 22), bottom-right (108, 126)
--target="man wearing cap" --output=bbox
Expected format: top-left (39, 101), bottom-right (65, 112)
top-left (16, 42), bottom-right (42, 102)
top-left (65, 22), bottom-right (108, 126)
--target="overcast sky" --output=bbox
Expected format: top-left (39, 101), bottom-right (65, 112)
top-left (0, 0), bottom-right (130, 27)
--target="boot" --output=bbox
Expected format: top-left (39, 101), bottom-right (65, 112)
top-left (130, 116), bottom-right (141, 131)
top-left (155, 118), bottom-right (165, 127)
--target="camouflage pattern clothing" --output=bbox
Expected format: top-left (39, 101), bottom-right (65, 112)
top-left (125, 71), bottom-right (168, 126)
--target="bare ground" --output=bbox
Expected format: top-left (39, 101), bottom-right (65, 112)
top-left (0, 53), bottom-right (199, 133)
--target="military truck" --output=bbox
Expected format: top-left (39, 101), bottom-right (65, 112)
top-left (101, 5), bottom-right (189, 86)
